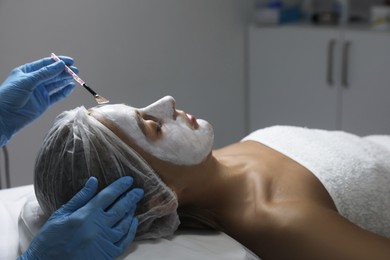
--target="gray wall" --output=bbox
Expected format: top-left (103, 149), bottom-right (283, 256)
top-left (0, 0), bottom-right (251, 187)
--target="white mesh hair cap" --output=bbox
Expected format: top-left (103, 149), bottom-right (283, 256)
top-left (34, 106), bottom-right (180, 240)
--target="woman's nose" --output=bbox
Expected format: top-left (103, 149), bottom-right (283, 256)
top-left (142, 96), bottom-right (176, 118)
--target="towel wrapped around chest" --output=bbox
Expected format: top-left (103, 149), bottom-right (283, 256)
top-left (242, 126), bottom-right (390, 238)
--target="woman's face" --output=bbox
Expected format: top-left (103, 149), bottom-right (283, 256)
top-left (90, 96), bottom-right (214, 165)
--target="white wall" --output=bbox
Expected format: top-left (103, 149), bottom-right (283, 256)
top-left (0, 0), bottom-right (251, 187)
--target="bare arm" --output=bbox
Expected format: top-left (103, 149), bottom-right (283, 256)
top-left (268, 202), bottom-right (390, 260)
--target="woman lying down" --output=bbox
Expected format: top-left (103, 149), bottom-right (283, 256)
top-left (34, 95), bottom-right (390, 259)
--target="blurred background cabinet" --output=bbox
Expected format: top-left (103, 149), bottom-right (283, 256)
top-left (248, 25), bottom-right (390, 135)
top-left (340, 29), bottom-right (390, 135)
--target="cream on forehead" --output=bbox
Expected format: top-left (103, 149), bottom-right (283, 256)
top-left (91, 104), bottom-right (145, 141)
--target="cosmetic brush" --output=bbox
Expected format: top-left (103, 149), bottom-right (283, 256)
top-left (51, 53), bottom-right (109, 105)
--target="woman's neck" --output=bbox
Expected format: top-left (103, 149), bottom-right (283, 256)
top-left (164, 151), bottom-right (250, 215)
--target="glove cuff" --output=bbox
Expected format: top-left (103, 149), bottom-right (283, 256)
top-left (0, 119), bottom-right (10, 147)
top-left (0, 107), bottom-right (20, 145)
top-left (19, 243), bottom-right (43, 260)
top-left (18, 251), bottom-right (40, 260)
top-left (0, 134), bottom-right (7, 147)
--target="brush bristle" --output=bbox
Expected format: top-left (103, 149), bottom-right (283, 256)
top-left (95, 95), bottom-right (110, 104)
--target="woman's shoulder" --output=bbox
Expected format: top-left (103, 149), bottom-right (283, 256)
top-left (224, 198), bottom-right (340, 258)
top-left (263, 200), bottom-right (390, 259)
top-left (240, 125), bottom-right (390, 239)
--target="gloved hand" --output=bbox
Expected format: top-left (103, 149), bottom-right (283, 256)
top-left (0, 56), bottom-right (78, 146)
top-left (19, 176), bottom-right (144, 260)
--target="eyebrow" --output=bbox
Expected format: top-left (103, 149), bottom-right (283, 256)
top-left (135, 111), bottom-right (147, 135)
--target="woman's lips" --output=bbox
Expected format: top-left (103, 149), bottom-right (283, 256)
top-left (186, 113), bottom-right (199, 129)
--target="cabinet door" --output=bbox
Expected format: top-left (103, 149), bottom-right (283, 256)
top-left (249, 26), bottom-right (341, 132)
top-left (341, 31), bottom-right (390, 135)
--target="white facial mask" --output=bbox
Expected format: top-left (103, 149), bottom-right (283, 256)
top-left (91, 96), bottom-right (214, 165)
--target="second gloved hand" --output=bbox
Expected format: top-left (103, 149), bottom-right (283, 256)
top-left (0, 56), bottom-right (78, 145)
top-left (19, 176), bottom-right (143, 260)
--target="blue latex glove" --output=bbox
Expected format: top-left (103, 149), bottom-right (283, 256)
top-left (19, 176), bottom-right (144, 260)
top-left (0, 56), bottom-right (78, 146)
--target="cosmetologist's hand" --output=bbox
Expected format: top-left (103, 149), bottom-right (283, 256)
top-left (19, 176), bottom-right (143, 260)
top-left (0, 56), bottom-right (78, 145)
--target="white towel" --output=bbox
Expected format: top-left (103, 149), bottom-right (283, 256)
top-left (242, 126), bottom-right (390, 238)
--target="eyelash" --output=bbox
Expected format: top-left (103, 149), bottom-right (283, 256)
top-left (156, 121), bottom-right (162, 133)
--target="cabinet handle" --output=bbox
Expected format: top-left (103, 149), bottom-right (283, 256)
top-left (342, 40), bottom-right (351, 87)
top-left (327, 39), bottom-right (336, 86)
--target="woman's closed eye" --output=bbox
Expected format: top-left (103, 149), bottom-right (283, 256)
top-left (146, 119), bottom-right (162, 133)
top-left (143, 114), bottom-right (163, 135)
